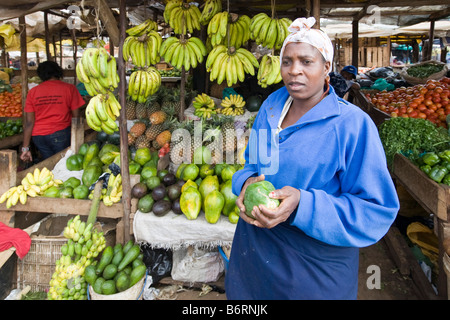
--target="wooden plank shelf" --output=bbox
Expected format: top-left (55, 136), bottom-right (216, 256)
top-left (0, 133), bottom-right (23, 150)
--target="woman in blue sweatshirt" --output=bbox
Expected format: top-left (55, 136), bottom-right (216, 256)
top-left (226, 17), bottom-right (400, 300)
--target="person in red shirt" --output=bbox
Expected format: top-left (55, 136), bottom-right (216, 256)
top-left (20, 61), bottom-right (85, 163)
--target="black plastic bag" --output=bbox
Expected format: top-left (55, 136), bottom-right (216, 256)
top-left (141, 244), bottom-right (172, 284)
top-left (367, 67), bottom-right (398, 80)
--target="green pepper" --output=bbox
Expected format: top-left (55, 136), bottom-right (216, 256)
top-left (441, 161), bottom-right (450, 172)
top-left (429, 165), bottom-right (448, 183)
top-left (422, 152), bottom-right (440, 166)
top-left (438, 150), bottom-right (450, 162)
top-left (420, 164), bottom-right (432, 175)
top-left (443, 174), bottom-right (450, 186)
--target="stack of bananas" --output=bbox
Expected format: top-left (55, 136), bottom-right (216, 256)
top-left (126, 18), bottom-right (158, 36)
top-left (208, 12), bottom-right (251, 49)
top-left (0, 167), bottom-right (62, 208)
top-left (165, 1), bottom-right (201, 35)
top-left (123, 30), bottom-right (162, 67)
top-left (220, 94), bottom-right (246, 116)
top-left (76, 47), bottom-right (119, 96)
top-left (199, 0), bottom-right (222, 26)
top-left (250, 13), bottom-right (292, 50)
top-left (102, 173), bottom-right (122, 206)
top-left (128, 67), bottom-right (162, 103)
top-left (206, 45), bottom-right (259, 87)
top-left (85, 93), bottom-right (121, 134)
top-left (160, 36), bottom-right (207, 71)
top-left (257, 54), bottom-right (283, 88)
top-left (48, 215), bottom-right (106, 300)
top-left (193, 93), bottom-right (217, 119)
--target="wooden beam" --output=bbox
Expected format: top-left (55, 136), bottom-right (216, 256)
top-left (426, 19), bottom-right (435, 61)
top-left (312, 0), bottom-right (320, 29)
top-left (44, 11), bottom-right (52, 61)
top-left (97, 0), bottom-right (120, 47)
top-left (351, 19), bottom-right (359, 69)
top-left (19, 15), bottom-right (28, 113)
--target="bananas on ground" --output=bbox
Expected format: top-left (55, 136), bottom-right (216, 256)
top-left (0, 167), bottom-right (62, 208)
top-left (199, 0), bottom-right (222, 26)
top-left (250, 13), bottom-right (292, 50)
top-left (128, 67), bottom-right (161, 103)
top-left (126, 18), bottom-right (158, 36)
top-left (160, 36), bottom-right (207, 72)
top-left (257, 54), bottom-right (283, 88)
top-left (77, 47), bottom-right (119, 96)
top-left (208, 13), bottom-right (251, 49)
top-left (49, 215), bottom-right (106, 300)
top-left (165, 1), bottom-right (201, 35)
top-left (123, 30), bottom-right (162, 67)
top-left (193, 93), bottom-right (217, 119)
top-left (102, 173), bottom-right (122, 206)
top-left (220, 94), bottom-right (246, 116)
top-left (206, 45), bottom-right (259, 87)
top-left (85, 93), bottom-right (122, 134)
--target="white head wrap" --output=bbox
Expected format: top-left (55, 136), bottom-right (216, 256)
top-left (280, 17), bottom-right (334, 66)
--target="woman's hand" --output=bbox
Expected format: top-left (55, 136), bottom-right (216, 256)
top-left (236, 174), bottom-right (266, 226)
top-left (20, 150), bottom-right (33, 162)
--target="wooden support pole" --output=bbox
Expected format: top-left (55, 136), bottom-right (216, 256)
top-left (0, 150), bottom-right (17, 227)
top-left (71, 28), bottom-right (77, 85)
top-left (44, 11), bottom-right (52, 61)
top-left (19, 15), bottom-right (28, 113)
top-left (351, 19), bottom-right (359, 69)
top-left (426, 19), bottom-right (435, 61)
top-left (59, 30), bottom-right (63, 66)
top-left (0, 37), bottom-right (6, 68)
top-left (312, 0), bottom-right (320, 29)
top-left (118, 0), bottom-right (131, 243)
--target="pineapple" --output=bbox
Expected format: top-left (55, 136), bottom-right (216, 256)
top-left (155, 127), bottom-right (172, 147)
top-left (135, 135), bottom-right (151, 149)
top-left (146, 94), bottom-right (161, 117)
top-left (128, 132), bottom-right (136, 146)
top-left (221, 116), bottom-right (236, 153)
top-left (129, 121), bottom-right (147, 138)
top-left (126, 97), bottom-right (136, 120)
top-left (144, 124), bottom-right (164, 141)
top-left (170, 119), bottom-right (193, 164)
top-left (171, 87), bottom-right (182, 116)
top-left (203, 121), bottom-right (223, 164)
top-left (135, 102), bottom-right (147, 119)
top-left (149, 110), bottom-right (167, 125)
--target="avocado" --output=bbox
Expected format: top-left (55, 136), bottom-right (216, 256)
top-left (162, 173), bottom-right (177, 186)
top-left (152, 199), bottom-right (172, 217)
top-left (131, 182), bottom-right (148, 199)
top-left (151, 185), bottom-right (166, 201)
top-left (172, 198), bottom-right (182, 215)
top-left (137, 194), bottom-right (154, 213)
top-left (166, 184), bottom-right (181, 200)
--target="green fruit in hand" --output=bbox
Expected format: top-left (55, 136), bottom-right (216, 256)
top-left (243, 181), bottom-right (280, 219)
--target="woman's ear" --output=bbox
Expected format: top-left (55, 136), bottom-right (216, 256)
top-left (324, 61), bottom-right (331, 76)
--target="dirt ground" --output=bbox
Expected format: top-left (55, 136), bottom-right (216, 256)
top-left (152, 237), bottom-right (421, 300)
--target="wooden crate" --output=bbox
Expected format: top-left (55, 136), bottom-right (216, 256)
top-left (391, 153), bottom-right (450, 222)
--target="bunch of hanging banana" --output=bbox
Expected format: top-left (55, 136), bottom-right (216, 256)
top-left (85, 93), bottom-right (122, 134)
top-left (102, 173), bottom-right (122, 206)
top-left (160, 36), bottom-right (207, 71)
top-left (0, 167), bottom-right (62, 208)
top-left (220, 94), bottom-right (246, 116)
top-left (193, 93), bottom-right (217, 119)
top-left (257, 54), bottom-right (283, 88)
top-left (128, 67), bottom-right (161, 103)
top-left (123, 30), bottom-right (162, 67)
top-left (165, 1), bottom-right (201, 35)
top-left (199, 0), bottom-right (222, 26)
top-left (163, 0), bottom-right (182, 23)
top-left (206, 45), bottom-right (259, 87)
top-left (126, 18), bottom-right (158, 36)
top-left (207, 11), bottom-right (229, 47)
top-left (208, 13), bottom-right (251, 49)
top-left (250, 13), bottom-right (292, 50)
top-left (76, 47), bottom-right (119, 96)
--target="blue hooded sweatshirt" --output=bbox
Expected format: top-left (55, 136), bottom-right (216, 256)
top-left (226, 85), bottom-right (399, 300)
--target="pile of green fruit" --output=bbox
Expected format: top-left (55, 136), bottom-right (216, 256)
top-left (418, 150), bottom-right (450, 185)
top-left (158, 68), bottom-right (181, 77)
top-left (85, 240), bottom-right (146, 295)
top-left (0, 118), bottom-right (22, 139)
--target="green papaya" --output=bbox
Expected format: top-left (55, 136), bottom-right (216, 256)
top-left (176, 163), bottom-right (187, 179)
top-left (78, 143), bottom-right (89, 156)
top-left (243, 181), bottom-right (280, 219)
top-left (98, 143), bottom-right (120, 159)
top-left (82, 164), bottom-right (102, 187)
top-left (43, 186), bottom-right (61, 198)
top-left (83, 143), bottom-right (100, 169)
top-left (59, 186), bottom-right (74, 198)
top-left (100, 151), bottom-right (120, 165)
top-left (62, 177), bottom-right (81, 189)
top-left (198, 175), bottom-right (219, 211)
top-left (204, 190), bottom-right (225, 224)
top-left (73, 185), bottom-right (89, 199)
top-left (66, 154), bottom-right (84, 171)
top-left (199, 164), bottom-right (214, 178)
top-left (221, 164), bottom-right (236, 182)
top-left (180, 187), bottom-right (202, 220)
top-left (88, 156), bottom-right (104, 168)
top-left (220, 180), bottom-right (238, 216)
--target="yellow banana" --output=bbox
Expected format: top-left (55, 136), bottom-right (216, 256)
top-left (85, 48), bottom-right (101, 79)
top-left (250, 13), bottom-right (269, 40)
top-left (206, 44), bottom-right (227, 71)
top-left (128, 70), bottom-right (138, 98)
top-left (138, 69), bottom-right (148, 98)
top-left (107, 94), bottom-right (121, 117)
top-left (236, 51), bottom-right (255, 76)
top-left (94, 94), bottom-right (109, 122)
top-left (160, 36), bottom-right (178, 57)
top-left (234, 54), bottom-right (245, 83)
top-left (26, 172), bottom-right (36, 185)
top-left (10, 190), bottom-right (19, 207)
top-left (98, 47), bottom-right (109, 79)
top-left (85, 96), bottom-right (102, 127)
top-left (19, 189), bottom-right (27, 205)
top-left (76, 62), bottom-right (90, 84)
top-left (164, 40), bottom-right (180, 64)
top-left (33, 168), bottom-right (41, 184)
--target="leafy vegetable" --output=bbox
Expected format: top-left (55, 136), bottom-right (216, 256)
top-left (406, 63), bottom-right (444, 79)
top-left (378, 117), bottom-right (450, 168)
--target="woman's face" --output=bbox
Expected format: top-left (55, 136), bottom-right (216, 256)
top-left (281, 42), bottom-right (330, 101)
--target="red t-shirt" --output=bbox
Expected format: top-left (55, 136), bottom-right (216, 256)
top-left (25, 80), bottom-right (85, 136)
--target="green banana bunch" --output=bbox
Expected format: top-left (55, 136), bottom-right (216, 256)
top-left (85, 93), bottom-right (122, 134)
top-left (48, 215), bottom-right (106, 300)
top-left (207, 11), bottom-right (229, 46)
top-left (0, 167), bottom-right (62, 208)
top-left (208, 13), bottom-right (250, 49)
top-left (164, 0), bottom-right (183, 23)
top-left (127, 67), bottom-right (161, 103)
top-left (199, 0), bottom-right (222, 26)
top-left (123, 30), bottom-right (162, 67)
top-left (160, 36), bottom-right (207, 72)
top-left (206, 45), bottom-right (259, 87)
top-left (102, 173), bottom-right (122, 206)
top-left (220, 94), bottom-right (246, 116)
top-left (77, 47), bottom-right (119, 96)
top-left (126, 18), bottom-right (158, 37)
top-left (166, 1), bottom-right (201, 35)
top-left (250, 13), bottom-right (292, 50)
top-left (193, 93), bottom-right (217, 119)
top-left (257, 54), bottom-right (283, 88)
